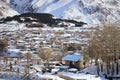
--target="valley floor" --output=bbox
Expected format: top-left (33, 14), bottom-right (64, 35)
top-left (0, 65), bottom-right (107, 80)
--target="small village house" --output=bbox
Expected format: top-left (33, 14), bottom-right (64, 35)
top-left (31, 53), bottom-right (41, 65)
top-left (62, 52), bottom-right (84, 70)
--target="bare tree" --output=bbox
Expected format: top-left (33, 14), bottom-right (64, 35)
top-left (89, 25), bottom-right (120, 75)
top-left (0, 40), bottom-right (8, 70)
top-left (38, 49), bottom-right (53, 62)
top-left (0, 39), bottom-right (8, 51)
top-left (25, 52), bottom-right (32, 74)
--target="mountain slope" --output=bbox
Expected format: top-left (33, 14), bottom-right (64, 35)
top-left (8, 0), bottom-right (120, 24)
top-left (0, 1), bottom-right (18, 18)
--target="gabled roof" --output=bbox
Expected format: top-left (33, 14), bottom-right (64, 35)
top-left (62, 53), bottom-right (83, 62)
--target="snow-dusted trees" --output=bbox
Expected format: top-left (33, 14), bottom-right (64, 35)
top-left (89, 25), bottom-right (120, 75)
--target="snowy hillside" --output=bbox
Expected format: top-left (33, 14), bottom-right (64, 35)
top-left (9, 0), bottom-right (120, 24)
top-left (0, 1), bottom-right (18, 18)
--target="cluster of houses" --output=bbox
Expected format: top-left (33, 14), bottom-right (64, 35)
top-left (0, 23), bottom-right (94, 74)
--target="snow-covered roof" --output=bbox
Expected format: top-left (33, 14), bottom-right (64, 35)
top-left (62, 53), bottom-right (83, 61)
top-left (32, 54), bottom-right (41, 60)
top-left (8, 49), bottom-right (20, 52)
top-left (0, 51), bottom-right (24, 58)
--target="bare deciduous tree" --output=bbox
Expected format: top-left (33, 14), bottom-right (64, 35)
top-left (38, 48), bottom-right (53, 62)
top-left (25, 52), bottom-right (32, 74)
top-left (89, 25), bottom-right (120, 75)
top-left (0, 39), bottom-right (8, 51)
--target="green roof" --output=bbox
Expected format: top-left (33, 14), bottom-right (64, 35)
top-left (32, 52), bottom-right (38, 54)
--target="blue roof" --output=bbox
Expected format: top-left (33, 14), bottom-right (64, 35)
top-left (62, 53), bottom-right (83, 61)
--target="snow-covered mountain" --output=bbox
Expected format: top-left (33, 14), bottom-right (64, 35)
top-left (0, 0), bottom-right (18, 18)
top-left (5, 0), bottom-right (120, 24)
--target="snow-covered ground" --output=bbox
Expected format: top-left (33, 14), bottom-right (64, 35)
top-left (0, 71), bottom-right (64, 80)
top-left (0, 21), bottom-right (26, 31)
top-left (59, 65), bottom-right (107, 80)
top-left (61, 72), bottom-right (106, 80)
top-left (0, 65), bottom-right (107, 80)
top-left (44, 64), bottom-right (120, 80)
top-left (36, 73), bottom-right (65, 80)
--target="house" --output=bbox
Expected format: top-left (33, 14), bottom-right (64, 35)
top-left (62, 53), bottom-right (84, 70)
top-left (31, 53), bottom-right (41, 65)
top-left (0, 50), bottom-right (24, 58)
